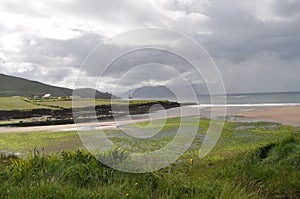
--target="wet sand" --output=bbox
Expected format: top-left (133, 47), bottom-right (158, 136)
top-left (231, 106), bottom-right (300, 126)
top-left (0, 116), bottom-right (177, 133)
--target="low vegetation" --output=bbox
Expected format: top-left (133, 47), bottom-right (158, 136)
top-left (0, 97), bottom-right (172, 126)
top-left (0, 131), bottom-right (81, 153)
top-left (0, 96), bottom-right (169, 110)
top-left (0, 119), bottom-right (299, 198)
top-left (0, 97), bottom-right (53, 111)
top-left (34, 98), bottom-right (169, 109)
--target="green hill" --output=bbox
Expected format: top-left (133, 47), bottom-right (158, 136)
top-left (0, 74), bottom-right (117, 99)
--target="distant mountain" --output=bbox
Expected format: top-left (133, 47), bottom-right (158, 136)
top-left (0, 74), bottom-right (118, 99)
top-left (73, 88), bottom-right (119, 99)
top-left (121, 83), bottom-right (211, 100)
top-left (122, 85), bottom-right (176, 99)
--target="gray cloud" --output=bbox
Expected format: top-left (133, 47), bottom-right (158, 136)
top-left (200, 0), bottom-right (300, 62)
top-left (273, 0), bottom-right (300, 18)
top-left (0, 0), bottom-right (299, 94)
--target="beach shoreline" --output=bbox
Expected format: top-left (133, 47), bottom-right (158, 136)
top-left (1, 105), bottom-right (299, 133)
top-left (228, 105), bottom-right (300, 126)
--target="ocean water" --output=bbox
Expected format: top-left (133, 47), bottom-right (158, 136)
top-left (129, 91), bottom-right (300, 106)
top-left (140, 92), bottom-right (300, 121)
top-left (195, 92), bottom-right (300, 105)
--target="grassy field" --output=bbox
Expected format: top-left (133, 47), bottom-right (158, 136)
top-left (0, 97), bottom-right (53, 111)
top-left (0, 97), bottom-right (169, 110)
top-left (0, 119), bottom-right (299, 198)
top-left (34, 98), bottom-right (168, 109)
top-left (0, 131), bottom-right (81, 153)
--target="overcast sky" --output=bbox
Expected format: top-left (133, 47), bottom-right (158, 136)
top-left (0, 0), bottom-right (299, 94)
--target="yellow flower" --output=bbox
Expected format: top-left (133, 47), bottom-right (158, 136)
top-left (134, 182), bottom-right (138, 186)
top-left (125, 193), bottom-right (129, 197)
top-left (189, 158), bottom-right (193, 165)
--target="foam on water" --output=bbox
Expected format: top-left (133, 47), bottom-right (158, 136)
top-left (192, 103), bottom-right (300, 108)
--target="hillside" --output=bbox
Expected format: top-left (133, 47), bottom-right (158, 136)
top-left (0, 74), bottom-right (117, 99)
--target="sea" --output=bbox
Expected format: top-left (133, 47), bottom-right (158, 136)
top-left (192, 92), bottom-right (300, 107)
top-left (119, 92), bottom-right (299, 121)
top-left (131, 91), bottom-right (300, 107)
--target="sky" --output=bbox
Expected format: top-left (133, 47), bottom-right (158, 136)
top-left (0, 0), bottom-right (299, 94)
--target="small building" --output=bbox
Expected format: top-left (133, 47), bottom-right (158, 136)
top-left (42, 93), bottom-right (51, 98)
top-left (33, 95), bottom-right (41, 99)
top-left (70, 95), bottom-right (81, 99)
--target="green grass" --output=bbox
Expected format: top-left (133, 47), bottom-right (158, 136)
top-left (0, 131), bottom-right (81, 153)
top-left (0, 97), bottom-right (53, 111)
top-left (0, 96), bottom-right (169, 111)
top-left (0, 119), bottom-right (299, 198)
top-left (0, 73), bottom-right (72, 97)
top-left (34, 98), bottom-right (168, 109)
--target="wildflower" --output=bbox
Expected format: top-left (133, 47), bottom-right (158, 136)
top-left (134, 182), bottom-right (138, 186)
top-left (125, 193), bottom-right (129, 197)
top-left (189, 158), bottom-right (193, 165)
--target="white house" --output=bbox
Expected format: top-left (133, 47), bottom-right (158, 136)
top-left (42, 93), bottom-right (51, 98)
top-left (70, 95), bottom-right (81, 99)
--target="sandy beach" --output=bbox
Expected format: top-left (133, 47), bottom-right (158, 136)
top-left (231, 106), bottom-right (300, 126)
